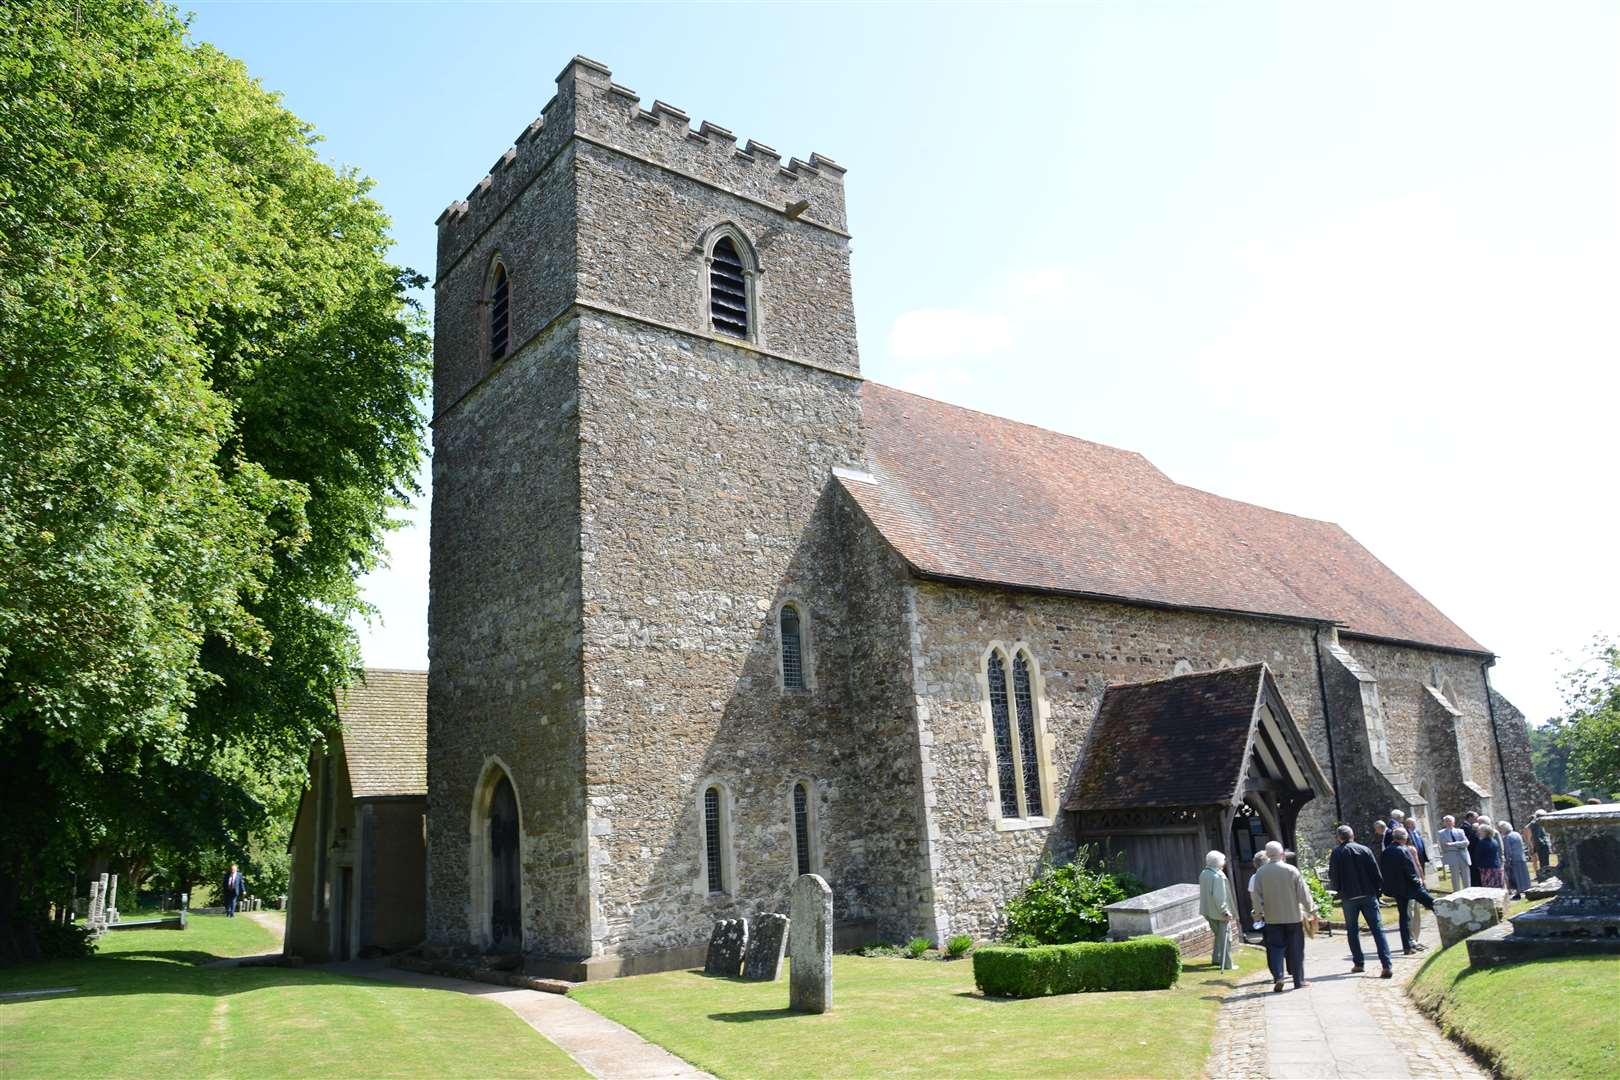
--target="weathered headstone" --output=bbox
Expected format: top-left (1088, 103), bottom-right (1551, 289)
top-left (88, 879), bottom-right (106, 932)
top-left (703, 918), bottom-right (748, 976)
top-left (743, 913), bottom-right (790, 980)
top-left (106, 874), bottom-right (119, 924)
top-left (1433, 886), bottom-right (1505, 948)
top-left (789, 874), bottom-right (832, 1013)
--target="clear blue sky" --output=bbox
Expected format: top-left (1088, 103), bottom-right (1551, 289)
top-left (186, 1), bottom-right (1618, 722)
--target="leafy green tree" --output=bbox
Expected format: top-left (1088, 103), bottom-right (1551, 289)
top-left (1551, 638), bottom-right (1620, 798)
top-left (1528, 718), bottom-right (1572, 794)
top-left (0, 1), bottom-right (426, 959)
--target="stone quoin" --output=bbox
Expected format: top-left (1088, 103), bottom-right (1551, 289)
top-left (423, 55), bottom-right (1548, 979)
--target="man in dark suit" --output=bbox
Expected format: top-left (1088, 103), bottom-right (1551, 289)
top-left (222, 864), bottom-right (245, 918)
top-left (1463, 812), bottom-right (1484, 886)
top-left (1328, 825), bottom-right (1391, 977)
top-left (1379, 828), bottom-right (1435, 953)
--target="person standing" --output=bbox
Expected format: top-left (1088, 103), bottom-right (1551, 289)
top-left (1401, 831), bottom-right (1429, 949)
top-left (1530, 810), bottom-right (1553, 880)
top-left (1379, 827), bottom-right (1435, 954)
top-left (1404, 813), bottom-right (1429, 868)
top-left (1500, 820), bottom-right (1531, 899)
top-left (1250, 841), bottom-right (1318, 993)
top-left (1463, 812), bottom-right (1484, 887)
top-left (1199, 850), bottom-right (1236, 971)
top-left (1372, 819), bottom-right (1390, 850)
top-left (221, 863), bottom-right (245, 918)
top-left (1328, 825), bottom-right (1392, 977)
top-left (1475, 823), bottom-right (1506, 892)
top-left (1438, 815), bottom-right (1472, 892)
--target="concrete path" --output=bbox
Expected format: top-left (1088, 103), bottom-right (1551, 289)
top-left (1206, 928), bottom-right (1485, 1079)
top-left (339, 959), bottom-right (712, 1080)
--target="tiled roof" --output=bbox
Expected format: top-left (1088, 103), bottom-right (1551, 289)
top-left (841, 383), bottom-right (1487, 654)
top-left (336, 668), bottom-right (427, 798)
top-left (1067, 664), bottom-right (1273, 810)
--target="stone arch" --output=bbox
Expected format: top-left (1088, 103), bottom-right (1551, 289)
top-left (697, 221), bottom-right (760, 344)
top-left (468, 756), bottom-right (525, 953)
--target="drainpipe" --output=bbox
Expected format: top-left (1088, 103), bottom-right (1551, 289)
top-left (1313, 626), bottom-right (1344, 823)
top-left (1481, 661), bottom-right (1515, 824)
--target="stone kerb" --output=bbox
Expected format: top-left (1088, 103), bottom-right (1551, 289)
top-left (789, 874), bottom-right (832, 1013)
top-left (1433, 887), bottom-right (1505, 949)
top-left (743, 913), bottom-right (789, 981)
top-left (1104, 883), bottom-right (1209, 953)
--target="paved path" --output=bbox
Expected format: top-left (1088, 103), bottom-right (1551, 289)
top-left (340, 959), bottom-right (712, 1080)
top-left (1206, 927), bottom-right (1485, 1079)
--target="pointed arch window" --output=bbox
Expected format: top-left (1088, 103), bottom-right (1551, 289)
top-left (708, 234), bottom-right (750, 339)
top-left (984, 646), bottom-right (1050, 824)
top-left (779, 602), bottom-right (806, 690)
top-left (487, 260), bottom-right (511, 363)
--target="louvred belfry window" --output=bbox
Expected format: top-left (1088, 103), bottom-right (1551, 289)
top-left (489, 263), bottom-right (510, 362)
top-left (708, 236), bottom-right (749, 338)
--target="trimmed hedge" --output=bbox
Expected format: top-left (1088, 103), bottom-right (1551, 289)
top-left (972, 935), bottom-right (1181, 997)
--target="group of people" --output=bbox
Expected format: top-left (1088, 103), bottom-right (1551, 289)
top-left (1193, 805), bottom-right (1555, 993)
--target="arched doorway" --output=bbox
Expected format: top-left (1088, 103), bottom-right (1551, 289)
top-left (488, 776), bottom-right (521, 953)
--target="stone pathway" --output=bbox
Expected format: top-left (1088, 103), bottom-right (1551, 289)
top-left (341, 959), bottom-right (712, 1080)
top-left (1205, 928), bottom-right (1486, 1079)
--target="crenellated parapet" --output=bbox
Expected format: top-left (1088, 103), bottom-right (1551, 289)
top-left (436, 56), bottom-right (847, 276)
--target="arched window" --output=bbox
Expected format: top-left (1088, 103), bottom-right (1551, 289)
top-left (703, 785), bottom-right (726, 894)
top-left (987, 651), bottom-right (1020, 818)
top-left (1013, 651), bottom-right (1045, 818)
top-left (708, 234), bottom-right (750, 339)
top-left (793, 781), bottom-right (812, 876)
top-left (488, 260), bottom-right (510, 362)
top-left (779, 603), bottom-right (805, 690)
top-left (985, 646), bottom-right (1050, 822)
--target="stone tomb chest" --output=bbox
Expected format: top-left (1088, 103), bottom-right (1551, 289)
top-left (1104, 883), bottom-right (1211, 955)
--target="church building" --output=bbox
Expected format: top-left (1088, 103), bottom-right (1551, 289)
top-left (426, 56), bottom-right (1546, 979)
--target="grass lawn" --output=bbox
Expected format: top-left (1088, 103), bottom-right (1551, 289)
top-left (0, 914), bottom-right (586, 1080)
top-left (1407, 940), bottom-right (1619, 1080)
top-left (571, 947), bottom-right (1250, 1079)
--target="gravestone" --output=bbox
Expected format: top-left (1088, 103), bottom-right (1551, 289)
top-left (1433, 886), bottom-right (1504, 948)
top-left (743, 913), bottom-right (789, 980)
top-left (789, 874), bottom-right (832, 1013)
top-left (703, 918), bottom-right (748, 976)
top-left (1103, 883), bottom-right (1209, 954)
top-left (106, 874), bottom-right (119, 924)
top-left (88, 878), bottom-right (106, 932)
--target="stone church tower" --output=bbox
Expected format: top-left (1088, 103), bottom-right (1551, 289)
top-left (428, 57), bottom-right (918, 975)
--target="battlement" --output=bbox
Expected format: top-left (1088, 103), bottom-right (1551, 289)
top-left (436, 57), bottom-right (847, 276)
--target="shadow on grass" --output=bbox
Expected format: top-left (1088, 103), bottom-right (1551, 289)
top-left (0, 954), bottom-right (383, 1004)
top-left (708, 1007), bottom-right (803, 1023)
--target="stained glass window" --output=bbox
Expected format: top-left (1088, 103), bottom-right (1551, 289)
top-left (1013, 652), bottom-right (1044, 817)
top-left (988, 652), bottom-right (1019, 818)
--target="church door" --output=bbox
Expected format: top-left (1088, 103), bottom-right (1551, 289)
top-left (488, 776), bottom-right (521, 953)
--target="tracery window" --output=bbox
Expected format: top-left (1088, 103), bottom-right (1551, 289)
top-left (985, 646), bottom-right (1050, 823)
top-left (779, 603), bottom-right (805, 690)
top-left (708, 233), bottom-right (750, 339)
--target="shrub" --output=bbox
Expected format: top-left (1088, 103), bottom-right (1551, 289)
top-left (972, 936), bottom-right (1181, 997)
top-left (36, 920), bottom-right (95, 960)
top-left (1552, 793), bottom-right (1583, 810)
top-left (906, 936), bottom-right (932, 958)
top-left (851, 942), bottom-right (903, 958)
top-left (1003, 846), bottom-right (1146, 944)
top-left (945, 933), bottom-right (974, 958)
top-left (1004, 933), bottom-right (1041, 949)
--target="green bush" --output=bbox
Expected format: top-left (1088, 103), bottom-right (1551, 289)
top-left (1003, 932), bottom-right (1041, 949)
top-left (1003, 846), bottom-right (1146, 944)
top-left (1552, 793), bottom-right (1583, 810)
top-left (972, 936), bottom-right (1181, 997)
top-left (37, 920), bottom-right (95, 959)
top-left (945, 933), bottom-right (974, 958)
top-left (905, 936), bottom-right (931, 958)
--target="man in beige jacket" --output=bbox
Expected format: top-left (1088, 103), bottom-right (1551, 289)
top-left (1249, 841), bottom-right (1318, 993)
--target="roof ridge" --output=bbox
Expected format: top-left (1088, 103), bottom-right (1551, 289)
top-left (356, 667), bottom-right (428, 676)
top-left (1108, 663), bottom-right (1266, 691)
top-left (864, 380), bottom-right (1165, 474)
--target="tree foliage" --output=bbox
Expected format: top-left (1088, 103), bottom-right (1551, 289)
top-left (0, 1), bottom-right (428, 959)
top-left (1547, 638), bottom-right (1620, 799)
top-left (1002, 847), bottom-right (1146, 945)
